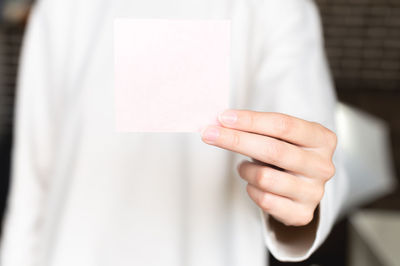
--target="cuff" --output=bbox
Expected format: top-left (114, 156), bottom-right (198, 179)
top-left (261, 182), bottom-right (337, 262)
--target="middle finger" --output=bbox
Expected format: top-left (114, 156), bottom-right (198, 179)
top-left (238, 160), bottom-right (321, 203)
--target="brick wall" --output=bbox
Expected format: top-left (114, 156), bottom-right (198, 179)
top-left (317, 0), bottom-right (400, 91)
top-left (0, 26), bottom-right (21, 138)
top-left (0, 25), bottom-right (23, 233)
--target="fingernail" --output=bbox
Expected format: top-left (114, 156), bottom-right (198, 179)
top-left (202, 126), bottom-right (220, 142)
top-left (219, 110), bottom-right (237, 125)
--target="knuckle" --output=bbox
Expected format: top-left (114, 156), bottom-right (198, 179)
top-left (231, 132), bottom-right (241, 148)
top-left (318, 160), bottom-right (336, 180)
top-left (325, 161), bottom-right (336, 179)
top-left (275, 115), bottom-right (294, 137)
top-left (263, 172), bottom-right (277, 191)
top-left (259, 193), bottom-right (273, 211)
top-left (247, 112), bottom-right (257, 131)
top-left (326, 130), bottom-right (338, 150)
top-left (263, 142), bottom-right (284, 165)
top-left (292, 210), bottom-right (314, 227)
top-left (314, 122), bottom-right (325, 132)
top-left (255, 168), bottom-right (267, 187)
top-left (255, 168), bottom-right (276, 190)
top-left (301, 212), bottom-right (314, 226)
top-left (312, 185), bottom-right (325, 203)
top-left (314, 123), bottom-right (338, 150)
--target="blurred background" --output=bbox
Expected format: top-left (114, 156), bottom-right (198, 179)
top-left (0, 0), bottom-right (399, 265)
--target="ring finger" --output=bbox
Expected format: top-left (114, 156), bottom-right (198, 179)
top-left (238, 160), bottom-right (318, 203)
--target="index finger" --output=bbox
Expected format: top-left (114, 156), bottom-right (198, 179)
top-left (218, 109), bottom-right (330, 148)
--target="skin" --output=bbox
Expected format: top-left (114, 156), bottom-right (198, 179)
top-left (201, 109), bottom-right (337, 227)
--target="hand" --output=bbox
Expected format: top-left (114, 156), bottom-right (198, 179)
top-left (201, 110), bottom-right (337, 226)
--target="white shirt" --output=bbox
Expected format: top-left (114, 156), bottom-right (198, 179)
top-left (1, 0), bottom-right (349, 265)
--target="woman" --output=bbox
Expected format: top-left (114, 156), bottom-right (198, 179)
top-left (1, 0), bottom-right (348, 265)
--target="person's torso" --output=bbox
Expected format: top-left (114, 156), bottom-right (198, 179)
top-left (36, 0), bottom-right (269, 265)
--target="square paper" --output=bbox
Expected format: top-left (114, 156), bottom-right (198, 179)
top-left (114, 19), bottom-right (231, 132)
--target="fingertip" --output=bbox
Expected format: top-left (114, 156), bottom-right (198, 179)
top-left (201, 126), bottom-right (220, 143)
top-left (198, 125), bottom-right (207, 135)
top-left (218, 109), bottom-right (238, 126)
top-left (237, 159), bottom-right (248, 171)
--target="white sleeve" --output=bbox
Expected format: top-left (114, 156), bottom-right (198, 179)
top-left (0, 2), bottom-right (56, 265)
top-left (250, 0), bottom-right (349, 261)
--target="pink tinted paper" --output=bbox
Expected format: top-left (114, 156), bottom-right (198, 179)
top-left (114, 19), bottom-right (230, 132)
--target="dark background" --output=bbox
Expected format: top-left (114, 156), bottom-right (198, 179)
top-left (316, 0), bottom-right (400, 210)
top-left (0, 0), bottom-right (399, 265)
